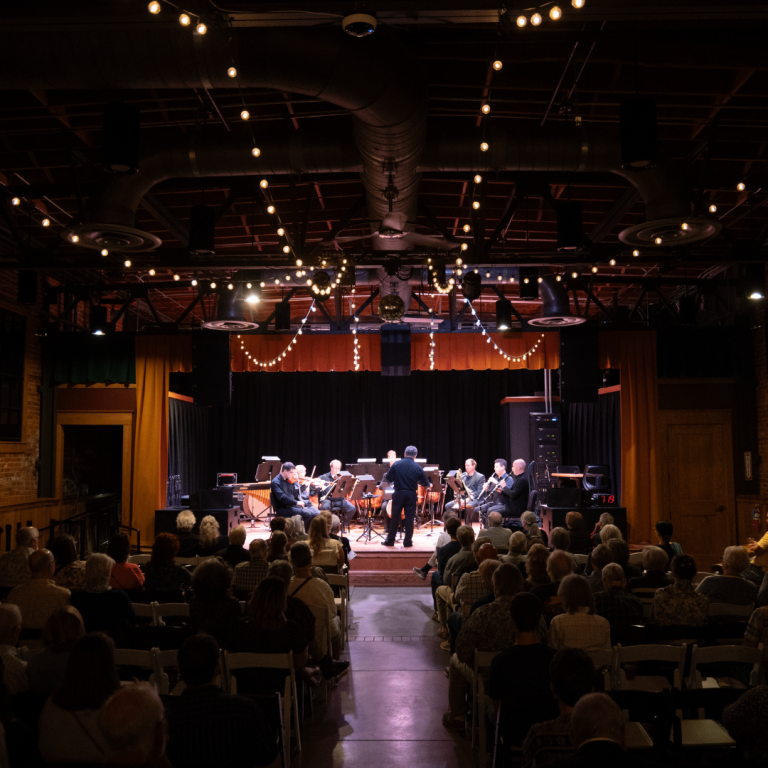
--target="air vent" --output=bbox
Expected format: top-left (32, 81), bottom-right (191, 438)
top-left (64, 223), bottom-right (161, 252)
top-left (619, 217), bottom-right (721, 247)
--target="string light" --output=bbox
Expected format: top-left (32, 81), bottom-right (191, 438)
top-left (709, 204), bottom-right (717, 213)
top-left (465, 299), bottom-right (546, 365)
top-left (481, 104), bottom-right (491, 115)
top-left (11, 198), bottom-right (20, 206)
top-left (550, 6), bottom-right (562, 19)
top-left (240, 110), bottom-right (250, 121)
top-left (609, 259), bottom-right (616, 266)
top-left (245, 301), bottom-right (316, 369)
top-left (737, 182), bottom-right (746, 191)
top-left (654, 237), bottom-right (663, 245)
top-left (572, 0), bottom-right (585, 7)
top-left (101, 249), bottom-right (109, 256)
top-left (474, 175), bottom-right (483, 184)
top-left (493, 60), bottom-right (503, 70)
top-left (267, 205), bottom-right (275, 214)
top-left (124, 260), bottom-right (131, 267)
top-left (283, 245), bottom-right (291, 253)
top-left (228, 67), bottom-right (237, 78)
top-left (277, 227), bottom-right (285, 236)
top-left (148, 1), bottom-right (160, 13)
top-left (461, 243), bottom-right (468, 251)
top-left (472, 201), bottom-right (481, 210)
top-left (41, 218), bottom-right (50, 227)
top-left (632, 249), bottom-right (640, 257)
top-left (69, 234), bottom-right (79, 243)
top-left (174, 274), bottom-right (180, 281)
top-left (517, 15), bottom-right (527, 26)
top-left (148, 268), bottom-right (156, 276)
top-left (251, 147), bottom-right (261, 157)
top-left (260, 180), bottom-right (268, 189)
top-left (179, 13), bottom-right (190, 26)
top-left (429, 326), bottom-right (436, 370)
top-left (196, 22), bottom-right (207, 34)
top-left (531, 12), bottom-right (542, 25)
top-left (463, 224), bottom-right (471, 233)
top-left (480, 142), bottom-right (489, 152)
top-left (191, 279), bottom-right (198, 286)
top-left (210, 282), bottom-right (216, 289)
top-left (591, 266), bottom-right (598, 273)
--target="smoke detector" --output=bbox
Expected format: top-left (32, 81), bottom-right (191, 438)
top-left (342, 13), bottom-right (377, 37)
top-left (619, 217), bottom-right (721, 247)
top-left (63, 223), bottom-right (161, 253)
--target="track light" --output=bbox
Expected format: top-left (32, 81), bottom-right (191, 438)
top-left (227, 67), bottom-right (237, 78)
top-left (550, 6), bottom-right (562, 19)
top-left (241, 110), bottom-right (250, 121)
top-left (196, 22), bottom-right (207, 34)
top-left (517, 15), bottom-right (527, 26)
top-left (531, 12), bottom-right (542, 25)
top-left (251, 147), bottom-right (261, 157)
top-left (179, 13), bottom-right (190, 25)
top-left (480, 142), bottom-right (489, 152)
top-left (148, 1), bottom-right (161, 13)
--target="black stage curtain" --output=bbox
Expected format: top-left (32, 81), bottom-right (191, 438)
top-left (168, 397), bottom-right (214, 496)
top-left (562, 391), bottom-right (621, 504)
top-left (168, 369), bottom-right (543, 485)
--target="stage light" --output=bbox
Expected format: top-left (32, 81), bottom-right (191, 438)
top-left (101, 249), bottom-right (109, 256)
top-left (267, 205), bottom-right (275, 214)
top-left (493, 60), bottom-right (503, 70)
top-left (42, 218), bottom-right (50, 227)
top-left (124, 260), bottom-right (131, 267)
top-left (531, 12), bottom-right (542, 25)
top-left (228, 67), bottom-right (237, 78)
top-left (240, 110), bottom-right (250, 121)
top-left (480, 142), bottom-right (489, 152)
top-left (251, 147), bottom-right (260, 157)
top-left (148, 1), bottom-right (160, 13)
top-left (517, 15), bottom-right (527, 26)
top-left (179, 13), bottom-right (190, 25)
top-left (11, 198), bottom-right (20, 206)
top-left (174, 274), bottom-right (180, 281)
top-left (481, 104), bottom-right (491, 114)
top-left (196, 22), bottom-right (207, 34)
top-left (550, 6), bottom-right (562, 19)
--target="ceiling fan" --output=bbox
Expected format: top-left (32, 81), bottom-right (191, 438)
top-left (334, 212), bottom-right (461, 251)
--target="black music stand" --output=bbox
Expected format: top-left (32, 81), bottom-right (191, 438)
top-left (352, 475), bottom-right (384, 543)
top-left (329, 472), bottom-right (355, 534)
top-left (421, 468), bottom-right (442, 534)
top-left (256, 459), bottom-right (280, 482)
top-left (446, 473), bottom-right (467, 526)
top-left (369, 464), bottom-right (389, 483)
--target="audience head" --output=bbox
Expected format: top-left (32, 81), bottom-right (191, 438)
top-left (249, 539), bottom-right (268, 561)
top-left (559, 574), bottom-right (595, 615)
top-left (331, 515), bottom-right (341, 534)
top-left (191, 558), bottom-right (231, 602)
top-left (565, 511), bottom-right (585, 531)
top-left (404, 446), bottom-right (418, 458)
top-left (29, 548), bottom-right (55, 578)
top-left (606, 538), bottom-right (630, 567)
top-left (175, 509), bottom-right (196, 533)
top-left (283, 518), bottom-right (295, 538)
top-left (49, 534), bottom-right (78, 569)
top-left (54, 632), bottom-right (119, 711)
top-left (479, 559), bottom-right (502, 591)
top-left (521, 511), bottom-right (537, 529)
top-left (655, 520), bottom-right (673, 542)
top-left (289, 541), bottom-right (312, 570)
top-left (599, 524), bottom-right (622, 544)
top-left (493, 562), bottom-right (523, 598)
top-left (643, 545), bottom-right (668, 573)
top-left (488, 512), bottom-right (503, 528)
top-left (16, 526), bottom-right (39, 550)
top-left (42, 606), bottom-right (84, 652)
top-left (508, 531), bottom-right (527, 555)
top-left (84, 553), bottom-right (115, 592)
top-left (267, 531), bottom-right (288, 560)
top-left (151, 532), bottom-right (180, 567)
top-left (291, 516), bottom-right (306, 535)
top-left (319, 510), bottom-right (333, 533)
top-left (598, 512), bottom-right (615, 528)
top-left (550, 648), bottom-right (595, 708)
top-left (0, 606), bottom-right (22, 647)
top-left (229, 525), bottom-right (246, 547)
top-left (671, 554), bottom-right (697, 582)
top-left (525, 543), bottom-right (550, 585)
top-left (476, 542), bottom-right (498, 564)
top-left (569, 693), bottom-right (624, 748)
top-left (270, 517), bottom-right (287, 533)
top-left (591, 544), bottom-right (614, 572)
top-left (601, 562), bottom-right (626, 589)
top-left (547, 550), bottom-right (574, 583)
top-left (107, 532), bottom-right (132, 565)
top-left (550, 528), bottom-right (571, 552)
top-left (267, 559), bottom-right (294, 586)
top-left (509, 592), bottom-right (542, 633)
top-left (309, 516), bottom-right (330, 557)
top-left (248, 577), bottom-right (288, 630)
top-left (199, 515), bottom-right (221, 548)
top-left (99, 683), bottom-right (167, 763)
top-left (443, 510), bottom-right (458, 523)
top-left (723, 545), bottom-right (750, 576)
top-left (456, 525), bottom-right (475, 548)
top-left (445, 517), bottom-right (462, 538)
top-left (178, 633), bottom-right (220, 686)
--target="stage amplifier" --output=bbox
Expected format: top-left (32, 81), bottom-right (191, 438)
top-left (548, 487), bottom-right (589, 508)
top-left (529, 412), bottom-right (561, 507)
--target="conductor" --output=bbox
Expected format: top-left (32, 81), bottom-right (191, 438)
top-left (382, 445), bottom-right (431, 548)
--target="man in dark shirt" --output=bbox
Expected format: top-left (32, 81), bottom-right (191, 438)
top-left (504, 458), bottom-right (530, 519)
top-left (165, 634), bottom-right (279, 768)
top-left (382, 445), bottom-right (431, 548)
top-left (316, 460), bottom-right (356, 527)
top-left (270, 462), bottom-right (317, 527)
top-left (489, 592), bottom-right (558, 747)
top-left (215, 525), bottom-right (250, 568)
top-left (444, 459), bottom-right (487, 525)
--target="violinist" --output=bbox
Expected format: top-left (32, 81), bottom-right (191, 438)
top-left (317, 460), bottom-right (356, 526)
top-left (270, 462), bottom-right (318, 527)
top-left (295, 465), bottom-right (317, 507)
top-left (444, 459), bottom-right (486, 525)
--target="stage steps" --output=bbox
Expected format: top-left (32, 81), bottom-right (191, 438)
top-left (349, 550), bottom-right (434, 587)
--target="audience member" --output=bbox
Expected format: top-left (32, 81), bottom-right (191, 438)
top-left (598, 523), bottom-right (622, 544)
top-left (471, 559), bottom-right (502, 614)
top-left (522, 511), bottom-right (548, 550)
top-left (70, 554), bottom-right (136, 641)
top-left (429, 517), bottom-right (463, 606)
top-left (594, 563), bottom-right (643, 633)
top-left (26, 606), bottom-right (84, 699)
top-left (0, 527), bottom-right (38, 590)
top-left (586, 545), bottom-right (613, 594)
top-left (107, 533), bottom-right (145, 593)
top-left (144, 533), bottom-right (192, 599)
top-left (214, 525), bottom-right (250, 568)
top-left (283, 517), bottom-right (297, 545)
top-left (502, 531), bottom-right (528, 571)
top-left (188, 558), bottom-right (241, 647)
top-left (99, 683), bottom-right (169, 767)
top-left (175, 510), bottom-right (200, 557)
top-left (722, 684), bottom-right (768, 763)
top-left (266, 531), bottom-right (289, 564)
top-left (38, 633), bottom-right (119, 763)
top-left (6, 549), bottom-right (70, 631)
top-left (268, 559), bottom-right (316, 650)
top-left (269, 517), bottom-right (287, 534)
top-left (626, 546), bottom-right (671, 595)
top-left (590, 512), bottom-right (615, 546)
top-left (697, 545), bottom-right (756, 608)
top-left (655, 520), bottom-right (683, 564)
top-left (489, 593), bottom-right (558, 747)
top-left (0, 607), bottom-right (27, 696)
top-left (483, 512), bottom-right (512, 550)
top-left (741, 606), bottom-right (768, 664)
top-left (650, 554), bottom-right (708, 627)
top-left (290, 516), bottom-right (309, 541)
top-left (523, 543), bottom-right (551, 590)
top-left (308, 515), bottom-right (344, 569)
top-left (530, 550), bottom-right (574, 607)
top-left (330, 515), bottom-right (351, 567)
top-left (197, 516), bottom-right (228, 558)
top-left (49, 534), bottom-right (86, 590)
top-left (549, 574), bottom-right (611, 652)
top-left (549, 528), bottom-right (571, 553)
top-left (233, 539), bottom-right (269, 598)
top-left (442, 526), bottom-right (477, 588)
top-left (606, 538), bottom-right (642, 580)
top-left (522, 648), bottom-right (595, 767)
top-left (565, 512), bottom-right (592, 555)
top-left (165, 634), bottom-right (279, 768)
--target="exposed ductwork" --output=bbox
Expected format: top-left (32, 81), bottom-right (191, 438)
top-left (203, 289), bottom-right (258, 332)
top-left (527, 275), bottom-right (586, 327)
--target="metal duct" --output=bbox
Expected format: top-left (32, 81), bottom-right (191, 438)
top-left (527, 275), bottom-right (586, 327)
top-left (202, 289), bottom-right (258, 332)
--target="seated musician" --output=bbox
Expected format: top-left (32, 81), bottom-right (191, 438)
top-left (317, 460), bottom-right (355, 527)
top-left (295, 465), bottom-right (318, 508)
top-left (270, 462), bottom-right (318, 527)
top-left (477, 458), bottom-right (529, 527)
top-left (444, 459), bottom-right (486, 525)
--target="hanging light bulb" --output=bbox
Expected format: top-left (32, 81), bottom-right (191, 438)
top-left (481, 104), bottom-right (491, 115)
top-left (609, 259), bottom-right (616, 266)
top-left (486, 271), bottom-right (491, 278)
top-left (550, 5), bottom-right (562, 19)
top-left (148, 268), bottom-right (156, 276)
top-left (654, 237), bottom-right (663, 245)
top-left (179, 13), bottom-right (190, 25)
top-left (571, 271), bottom-right (578, 278)
top-left (260, 179), bottom-right (268, 189)
top-left (591, 266), bottom-right (598, 273)
top-left (210, 281), bottom-right (216, 289)
top-left (572, 0), bottom-right (585, 7)
top-left (531, 12), bottom-right (542, 25)
top-left (737, 182), bottom-right (746, 191)
top-left (681, 222), bottom-right (689, 231)
top-left (251, 147), bottom-right (261, 157)
top-left (240, 110), bottom-right (250, 121)
top-left (555, 275), bottom-right (562, 281)
top-left (632, 249), bottom-right (640, 257)
top-left (480, 142), bottom-right (489, 152)
top-left (10, 197), bottom-right (20, 206)
top-left (267, 205), bottom-right (275, 214)
top-left (191, 279), bottom-right (198, 286)
top-left (277, 227), bottom-right (285, 236)
top-left (472, 201), bottom-right (481, 210)
top-left (196, 22), bottom-right (207, 34)
top-left (296, 259), bottom-right (303, 267)
top-left (101, 249), bottom-right (109, 257)
top-left (461, 243), bottom-right (468, 251)
top-left (148, 1), bottom-right (161, 13)
top-left (517, 15), bottom-right (527, 26)
top-left (709, 204), bottom-right (717, 213)
top-left (463, 224), bottom-right (471, 233)
top-left (41, 218), bottom-right (50, 227)
top-left (227, 67), bottom-right (237, 78)
top-left (174, 274), bottom-right (180, 281)
top-left (124, 260), bottom-right (132, 267)
top-left (493, 60), bottom-right (503, 70)
top-left (283, 245), bottom-right (291, 253)
top-left (260, 281), bottom-right (265, 288)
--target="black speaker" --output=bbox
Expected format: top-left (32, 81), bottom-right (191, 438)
top-left (275, 302), bottom-right (291, 332)
top-left (559, 326), bottom-right (599, 403)
top-left (547, 487), bottom-right (587, 508)
top-left (381, 324), bottom-right (411, 377)
top-left (192, 331), bottom-right (232, 406)
top-left (194, 487), bottom-right (234, 510)
top-left (17, 270), bottom-right (37, 305)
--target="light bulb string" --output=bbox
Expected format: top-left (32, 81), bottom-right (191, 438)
top-left (238, 299), bottom-right (316, 369)
top-left (465, 299), bottom-right (546, 364)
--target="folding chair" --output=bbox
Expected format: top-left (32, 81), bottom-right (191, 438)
top-left (114, 648), bottom-right (160, 688)
top-left (670, 687), bottom-right (743, 756)
top-left (586, 647), bottom-right (617, 691)
top-left (153, 602), bottom-right (190, 627)
top-left (707, 602), bottom-right (755, 622)
top-left (128, 554), bottom-right (151, 565)
top-left (573, 553), bottom-right (589, 567)
top-left (491, 704), bottom-right (524, 768)
top-left (630, 588), bottom-right (659, 620)
top-left (472, 649), bottom-right (500, 764)
top-left (609, 688), bottom-right (672, 761)
top-left (616, 643), bottom-right (686, 691)
top-left (132, 602), bottom-right (157, 625)
top-left (224, 651), bottom-right (300, 766)
top-left (325, 572), bottom-right (350, 651)
top-left (629, 551), bottom-right (644, 565)
top-left (687, 642), bottom-right (764, 690)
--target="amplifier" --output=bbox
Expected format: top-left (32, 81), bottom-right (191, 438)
top-left (190, 487), bottom-right (234, 510)
top-left (547, 487), bottom-right (588, 508)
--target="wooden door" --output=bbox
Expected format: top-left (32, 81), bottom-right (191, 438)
top-left (658, 410), bottom-right (736, 569)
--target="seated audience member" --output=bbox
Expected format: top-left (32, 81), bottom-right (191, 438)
top-left (649, 554), bottom-right (708, 627)
top-left (49, 534), bottom-right (86, 590)
top-left (38, 633), bottom-right (119, 763)
top-left (429, 517), bottom-right (463, 602)
top-left (488, 594), bottom-right (558, 747)
top-left (0, 526), bottom-right (39, 590)
top-left (188, 558), bottom-right (241, 647)
top-left (215, 525), bottom-right (250, 568)
top-left (586, 545), bottom-right (613, 594)
top-left (565, 512), bottom-right (592, 555)
top-left (107, 533), bottom-right (145, 593)
top-left (269, 517), bottom-right (287, 534)
top-left (0, 606), bottom-right (27, 695)
top-left (27, 606), bottom-right (84, 698)
top-left (522, 648), bottom-right (595, 766)
top-left (590, 512), bottom-right (615, 547)
top-left (522, 511), bottom-right (548, 550)
top-left (266, 531), bottom-right (289, 564)
top-left (742, 607), bottom-right (768, 664)
top-left (443, 526), bottom-right (478, 587)
top-left (99, 683), bottom-right (168, 768)
top-left (655, 519), bottom-right (683, 564)
top-left (330, 514), bottom-right (351, 567)
top-left (697, 545), bottom-right (756, 609)
top-left (282, 517), bottom-right (297, 546)
top-left (549, 528), bottom-right (571, 553)
top-left (165, 634), bottom-right (279, 768)
top-left (197, 515), bottom-right (228, 558)
top-left (502, 530), bottom-right (528, 570)
top-left (6, 549), bottom-right (70, 631)
top-left (523, 543), bottom-right (551, 591)
top-left (233, 539), bottom-right (269, 599)
top-left (483, 512), bottom-right (513, 550)
top-left (268, 560), bottom-right (316, 649)
top-left (471, 559), bottom-right (502, 614)
top-left (530, 550), bottom-right (574, 608)
top-left (722, 683), bottom-right (768, 762)
top-left (606, 538), bottom-right (642, 581)
top-left (290, 516), bottom-right (309, 542)
top-left (549, 574), bottom-right (611, 652)
top-left (627, 545), bottom-right (671, 595)
top-left (594, 563), bottom-right (643, 633)
top-left (70, 554), bottom-right (136, 642)
top-left (175, 509), bottom-right (200, 557)
top-left (143, 533), bottom-right (191, 599)
top-left (308, 515), bottom-right (344, 570)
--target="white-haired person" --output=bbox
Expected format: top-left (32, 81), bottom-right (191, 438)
top-left (697, 545), bottom-right (756, 608)
top-left (548, 574), bottom-right (611, 652)
top-left (198, 515), bottom-right (228, 557)
top-left (330, 514), bottom-right (351, 567)
top-left (627, 545), bottom-right (672, 595)
top-left (0, 526), bottom-right (39, 591)
top-left (522, 511), bottom-right (548, 550)
top-left (233, 539), bottom-right (270, 599)
top-left (291, 515), bottom-right (309, 541)
top-left (590, 512), bottom-right (615, 547)
top-left (70, 553), bottom-right (135, 642)
top-left (175, 509), bottom-right (200, 557)
top-left (215, 524), bottom-right (250, 568)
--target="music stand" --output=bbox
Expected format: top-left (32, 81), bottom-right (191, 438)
top-left (351, 475), bottom-right (384, 543)
top-left (446, 472), bottom-right (467, 526)
top-left (329, 472), bottom-right (355, 533)
top-left (422, 468), bottom-right (442, 534)
top-left (369, 464), bottom-right (389, 483)
top-left (256, 460), bottom-right (280, 482)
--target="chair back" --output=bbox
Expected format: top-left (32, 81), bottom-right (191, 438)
top-left (175, 556), bottom-right (199, 567)
top-left (583, 465), bottom-right (609, 493)
top-left (114, 648), bottom-right (161, 689)
top-left (628, 551), bottom-right (644, 565)
top-left (132, 602), bottom-right (157, 625)
top-left (616, 643), bottom-right (687, 689)
top-left (707, 602), bottom-right (754, 619)
top-left (688, 642), bottom-right (764, 688)
top-left (573, 553), bottom-right (589, 566)
top-left (153, 602), bottom-right (190, 627)
top-left (586, 647), bottom-right (617, 690)
top-left (630, 588), bottom-right (658, 620)
top-left (129, 554), bottom-right (151, 565)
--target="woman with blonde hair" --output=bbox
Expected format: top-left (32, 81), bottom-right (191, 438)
top-left (599, 524), bottom-right (623, 544)
top-left (175, 509), bottom-right (200, 557)
top-left (198, 515), bottom-right (227, 557)
top-left (308, 516), bottom-right (344, 569)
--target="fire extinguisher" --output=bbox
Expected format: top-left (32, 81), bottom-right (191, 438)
top-left (753, 505), bottom-right (761, 536)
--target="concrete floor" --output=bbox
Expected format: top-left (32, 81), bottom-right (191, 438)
top-left (294, 587), bottom-right (480, 768)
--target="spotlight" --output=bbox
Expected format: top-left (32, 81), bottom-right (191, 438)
top-left (11, 197), bottom-right (20, 206)
top-left (246, 293), bottom-right (259, 304)
top-left (531, 12), bottom-right (542, 25)
top-left (241, 110), bottom-right (250, 121)
top-left (41, 218), bottom-right (50, 227)
top-left (472, 201), bottom-right (481, 210)
top-left (260, 179), bottom-right (268, 189)
top-left (493, 60), bottom-right (503, 70)
top-left (474, 175), bottom-right (482, 184)
top-left (737, 182), bottom-right (746, 191)
top-left (227, 67), bottom-right (237, 78)
top-left (179, 13), bottom-right (190, 25)
top-left (517, 15), bottom-right (527, 26)
top-left (100, 249), bottom-right (109, 257)
top-left (709, 204), bottom-right (717, 213)
top-left (196, 22), bottom-right (207, 34)
top-left (463, 224), bottom-right (471, 233)
top-left (481, 104), bottom-right (491, 114)
top-left (251, 147), bottom-right (261, 157)
top-left (480, 142), bottom-right (489, 152)
top-left (124, 260), bottom-right (131, 267)
top-left (174, 274), bottom-right (180, 281)
top-left (550, 5), bottom-right (562, 19)
top-left (148, 1), bottom-right (160, 13)
top-left (267, 205), bottom-right (275, 214)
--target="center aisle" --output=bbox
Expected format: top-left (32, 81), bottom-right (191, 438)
top-left (295, 586), bottom-right (479, 767)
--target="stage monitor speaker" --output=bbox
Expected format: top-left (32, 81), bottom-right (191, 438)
top-left (17, 270), bottom-right (37, 305)
top-left (381, 324), bottom-right (411, 376)
top-left (192, 331), bottom-right (232, 406)
top-left (559, 326), bottom-right (599, 403)
top-left (547, 487), bottom-right (587, 508)
top-left (192, 487), bottom-right (234, 510)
